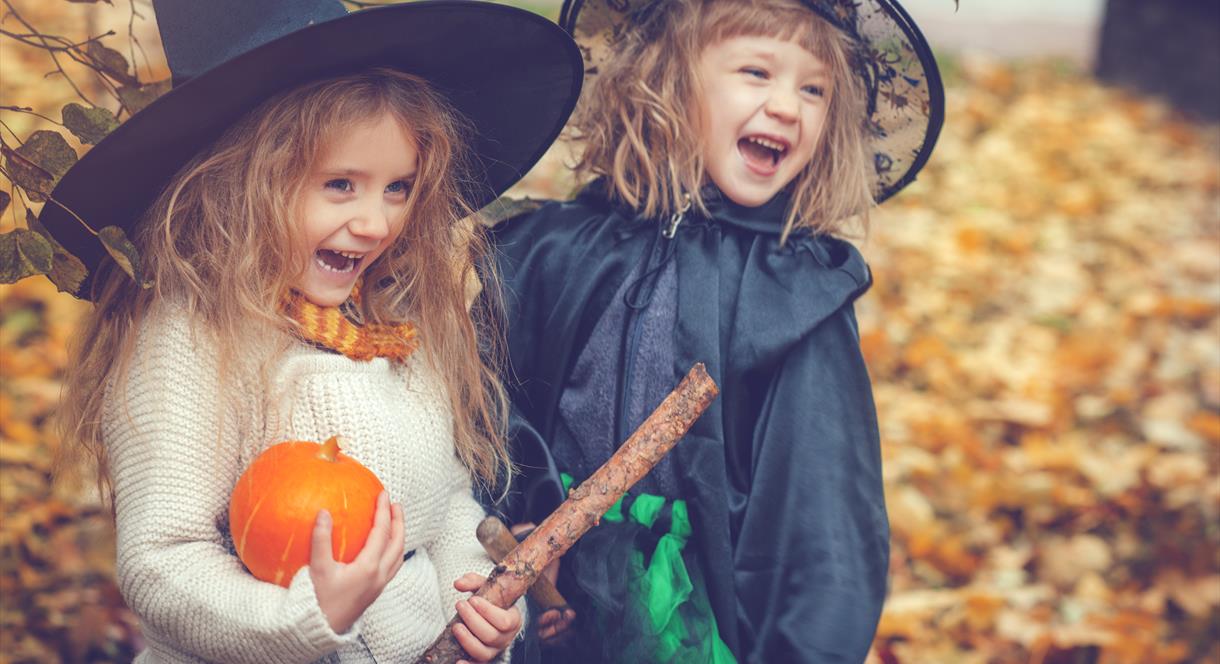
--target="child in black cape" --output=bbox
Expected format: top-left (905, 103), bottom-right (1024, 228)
top-left (490, 0), bottom-right (944, 662)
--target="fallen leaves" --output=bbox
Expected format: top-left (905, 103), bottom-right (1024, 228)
top-left (858, 55), bottom-right (1220, 664)
top-left (0, 278), bottom-right (138, 662)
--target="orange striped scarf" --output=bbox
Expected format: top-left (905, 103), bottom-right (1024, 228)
top-left (281, 284), bottom-right (419, 362)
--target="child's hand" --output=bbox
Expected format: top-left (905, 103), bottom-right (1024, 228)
top-left (309, 491), bottom-right (405, 634)
top-left (510, 522), bottom-right (576, 643)
top-left (535, 603), bottom-right (576, 642)
top-left (451, 572), bottom-right (523, 663)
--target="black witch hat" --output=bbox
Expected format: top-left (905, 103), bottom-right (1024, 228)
top-left (39, 0), bottom-right (584, 299)
top-left (559, 0), bottom-right (943, 205)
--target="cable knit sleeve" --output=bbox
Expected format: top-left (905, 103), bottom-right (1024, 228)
top-left (423, 459), bottom-right (527, 660)
top-left (103, 308), bottom-right (360, 663)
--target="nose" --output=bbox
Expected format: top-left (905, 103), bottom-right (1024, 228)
top-left (764, 86), bottom-right (800, 123)
top-left (347, 198), bottom-right (392, 241)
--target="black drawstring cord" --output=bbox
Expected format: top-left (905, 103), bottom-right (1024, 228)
top-left (623, 195), bottom-right (691, 310)
top-left (623, 235), bottom-right (678, 311)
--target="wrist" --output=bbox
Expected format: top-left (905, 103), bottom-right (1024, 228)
top-left (330, 613), bottom-right (355, 635)
top-left (317, 598), bottom-right (358, 635)
top-left (310, 570), bottom-right (359, 635)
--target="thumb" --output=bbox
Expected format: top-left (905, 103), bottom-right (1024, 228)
top-left (453, 572), bottom-right (485, 592)
top-left (310, 509), bottom-right (335, 567)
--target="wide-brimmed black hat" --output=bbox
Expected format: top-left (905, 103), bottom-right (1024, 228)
top-left (558, 0), bottom-right (944, 205)
top-left (40, 0), bottom-right (583, 299)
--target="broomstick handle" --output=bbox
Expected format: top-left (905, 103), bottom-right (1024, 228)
top-left (475, 517), bottom-right (569, 611)
top-left (414, 363), bottom-right (719, 664)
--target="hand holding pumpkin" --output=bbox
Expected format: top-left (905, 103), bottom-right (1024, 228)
top-left (228, 436), bottom-right (405, 633)
top-left (309, 492), bottom-right (406, 634)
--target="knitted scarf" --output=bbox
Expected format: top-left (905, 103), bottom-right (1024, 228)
top-left (280, 283), bottom-right (419, 362)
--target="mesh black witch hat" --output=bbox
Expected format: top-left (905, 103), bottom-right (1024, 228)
top-left (40, 0), bottom-right (583, 299)
top-left (558, 0), bottom-right (944, 204)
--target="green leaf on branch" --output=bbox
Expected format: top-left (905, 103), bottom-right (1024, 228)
top-left (117, 80), bottom-right (171, 115)
top-left (62, 103), bottom-right (120, 145)
top-left (2, 147), bottom-right (53, 201)
top-left (27, 211), bottom-right (87, 295)
top-left (0, 228), bottom-right (55, 284)
top-left (0, 190), bottom-right (10, 217)
top-left (98, 225), bottom-right (147, 287)
top-left (23, 131), bottom-right (79, 181)
top-left (84, 42), bottom-right (136, 86)
top-left (2, 131), bottom-right (78, 202)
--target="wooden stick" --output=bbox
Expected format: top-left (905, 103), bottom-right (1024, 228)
top-left (476, 517), bottom-right (570, 611)
top-left (414, 363), bottom-right (718, 664)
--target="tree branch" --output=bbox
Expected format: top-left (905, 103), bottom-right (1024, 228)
top-left (0, 105), bottom-right (66, 128)
top-left (2, 0), bottom-right (96, 106)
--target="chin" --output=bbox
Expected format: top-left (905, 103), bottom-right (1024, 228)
top-left (719, 185), bottom-right (779, 208)
top-left (298, 287), bottom-right (352, 308)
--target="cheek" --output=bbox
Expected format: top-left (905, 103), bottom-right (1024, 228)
top-left (694, 100), bottom-right (716, 146)
top-left (799, 109), bottom-right (829, 152)
top-left (699, 106), bottom-right (735, 154)
top-left (381, 209), bottom-right (410, 246)
top-left (392, 202), bottom-right (412, 233)
top-left (295, 196), bottom-right (330, 242)
top-left (695, 83), bottom-right (733, 139)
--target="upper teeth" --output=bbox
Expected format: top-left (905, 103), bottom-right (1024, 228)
top-left (748, 136), bottom-right (785, 152)
top-left (331, 250), bottom-right (363, 260)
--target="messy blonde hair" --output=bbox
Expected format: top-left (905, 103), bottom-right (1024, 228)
top-left (59, 68), bottom-right (509, 506)
top-left (570, 0), bottom-right (873, 241)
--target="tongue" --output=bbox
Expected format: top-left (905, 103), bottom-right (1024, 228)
top-left (317, 249), bottom-right (350, 270)
top-left (738, 139), bottom-right (776, 168)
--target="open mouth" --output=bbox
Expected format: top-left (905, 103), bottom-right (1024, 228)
top-left (314, 249), bottom-right (365, 274)
top-left (737, 135), bottom-right (789, 172)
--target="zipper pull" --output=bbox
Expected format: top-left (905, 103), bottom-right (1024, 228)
top-left (661, 194), bottom-right (692, 239)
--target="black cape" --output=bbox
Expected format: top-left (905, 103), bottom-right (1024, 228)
top-left (491, 183), bottom-right (889, 663)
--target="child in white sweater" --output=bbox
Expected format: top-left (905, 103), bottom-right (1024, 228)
top-left (47, 1), bottom-right (582, 661)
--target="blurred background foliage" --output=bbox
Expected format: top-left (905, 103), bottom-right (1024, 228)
top-left (1, 1), bottom-right (1217, 662)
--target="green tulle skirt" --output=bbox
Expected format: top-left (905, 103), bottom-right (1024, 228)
top-left (559, 474), bottom-right (737, 664)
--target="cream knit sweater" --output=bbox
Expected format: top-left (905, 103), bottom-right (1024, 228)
top-left (103, 306), bottom-right (518, 663)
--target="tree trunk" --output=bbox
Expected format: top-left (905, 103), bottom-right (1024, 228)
top-left (1096, 0), bottom-right (1220, 120)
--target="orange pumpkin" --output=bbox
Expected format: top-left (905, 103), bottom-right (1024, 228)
top-left (229, 435), bottom-right (385, 587)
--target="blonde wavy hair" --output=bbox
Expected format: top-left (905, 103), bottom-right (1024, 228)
top-left (58, 68), bottom-right (509, 506)
top-left (570, 0), bottom-right (874, 241)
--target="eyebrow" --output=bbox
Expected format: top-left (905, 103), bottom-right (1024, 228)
top-left (736, 49), bottom-right (829, 74)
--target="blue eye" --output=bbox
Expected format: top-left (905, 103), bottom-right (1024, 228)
top-left (741, 67), bottom-right (768, 79)
top-left (385, 180), bottom-right (412, 195)
top-left (802, 84), bottom-right (826, 97)
top-left (325, 178), bottom-right (353, 192)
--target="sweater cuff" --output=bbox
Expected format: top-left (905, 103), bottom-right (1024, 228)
top-left (284, 567), bottom-right (363, 659)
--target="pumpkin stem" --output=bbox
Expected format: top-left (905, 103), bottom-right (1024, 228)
top-left (318, 435), bottom-right (345, 462)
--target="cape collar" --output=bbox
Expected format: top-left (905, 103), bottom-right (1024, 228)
top-left (579, 179), bottom-right (799, 237)
top-left (696, 187), bottom-right (795, 236)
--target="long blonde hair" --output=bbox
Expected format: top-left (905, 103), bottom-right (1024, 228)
top-left (570, 0), bottom-right (873, 241)
top-left (59, 68), bottom-right (509, 506)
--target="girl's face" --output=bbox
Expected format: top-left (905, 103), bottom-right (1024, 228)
top-left (695, 34), bottom-right (831, 207)
top-left (294, 113), bottom-right (418, 307)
